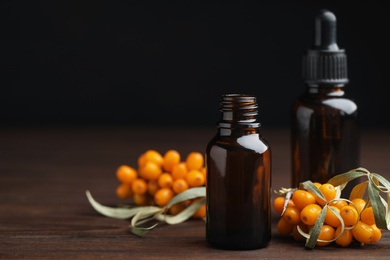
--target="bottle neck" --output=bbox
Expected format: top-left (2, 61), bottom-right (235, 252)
top-left (217, 94), bottom-right (260, 133)
top-left (306, 84), bottom-right (345, 97)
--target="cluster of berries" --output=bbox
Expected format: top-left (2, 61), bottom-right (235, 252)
top-left (274, 182), bottom-right (382, 247)
top-left (115, 149), bottom-right (206, 218)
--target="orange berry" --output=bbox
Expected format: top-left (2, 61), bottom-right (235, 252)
top-left (352, 221), bottom-right (374, 244)
top-left (144, 149), bottom-right (164, 166)
top-left (131, 178), bottom-right (147, 195)
top-left (185, 152), bottom-right (204, 171)
top-left (317, 183), bottom-right (336, 206)
top-left (185, 170), bottom-right (205, 187)
top-left (192, 200), bottom-right (206, 219)
top-left (162, 150), bottom-right (181, 172)
top-left (172, 178), bottom-right (189, 194)
top-left (316, 225), bottom-right (335, 247)
top-left (147, 180), bottom-right (159, 196)
top-left (116, 183), bottom-right (132, 199)
top-left (139, 161), bottom-right (162, 181)
top-left (340, 205), bottom-right (359, 227)
top-left (329, 200), bottom-right (348, 210)
top-left (116, 165), bottom-right (137, 184)
top-left (300, 204), bottom-right (322, 226)
top-left (171, 162), bottom-right (188, 180)
top-left (292, 189), bottom-right (316, 210)
top-left (324, 206), bottom-right (342, 228)
top-left (157, 173), bottom-right (173, 188)
top-left (361, 207), bottom-right (375, 226)
top-left (371, 224), bottom-right (382, 243)
top-left (282, 206), bottom-right (301, 225)
top-left (169, 203), bottom-right (186, 216)
top-left (154, 188), bottom-right (174, 206)
top-left (350, 198), bottom-right (366, 214)
top-left (273, 196), bottom-right (294, 215)
top-left (137, 153), bottom-right (147, 168)
top-left (132, 193), bottom-right (148, 206)
top-left (335, 226), bottom-right (353, 247)
top-left (277, 217), bottom-right (294, 236)
top-left (292, 223), bottom-right (309, 241)
top-left (200, 167), bottom-right (207, 184)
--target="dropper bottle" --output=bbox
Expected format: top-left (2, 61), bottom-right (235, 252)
top-left (291, 10), bottom-right (360, 196)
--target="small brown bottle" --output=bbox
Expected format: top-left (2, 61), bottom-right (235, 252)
top-left (291, 10), bottom-right (360, 195)
top-left (206, 94), bottom-right (271, 250)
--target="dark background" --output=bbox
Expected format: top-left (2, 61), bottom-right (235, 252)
top-left (1, 0), bottom-right (389, 129)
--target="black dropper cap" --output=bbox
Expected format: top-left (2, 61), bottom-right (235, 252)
top-left (303, 10), bottom-right (349, 85)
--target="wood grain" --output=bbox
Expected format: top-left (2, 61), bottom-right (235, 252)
top-left (1, 126), bottom-right (389, 259)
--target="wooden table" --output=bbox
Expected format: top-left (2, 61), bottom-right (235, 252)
top-left (1, 126), bottom-right (389, 259)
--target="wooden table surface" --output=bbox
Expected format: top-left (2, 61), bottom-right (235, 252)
top-left (1, 126), bottom-right (390, 259)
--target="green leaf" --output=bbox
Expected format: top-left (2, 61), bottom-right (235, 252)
top-left (367, 180), bottom-right (388, 229)
top-left (165, 197), bottom-right (206, 224)
top-left (305, 205), bottom-right (327, 249)
top-left (85, 190), bottom-right (161, 219)
top-left (167, 187), bottom-right (206, 207)
top-left (301, 180), bottom-right (326, 202)
top-left (327, 169), bottom-right (367, 188)
top-left (371, 173), bottom-right (390, 193)
top-left (130, 207), bottom-right (164, 236)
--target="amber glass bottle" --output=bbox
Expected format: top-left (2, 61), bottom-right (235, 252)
top-left (206, 94), bottom-right (271, 250)
top-left (291, 10), bottom-right (360, 195)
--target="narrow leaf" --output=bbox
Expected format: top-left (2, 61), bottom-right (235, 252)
top-left (301, 180), bottom-right (326, 201)
top-left (167, 187), bottom-right (206, 207)
top-left (86, 190), bottom-right (160, 219)
top-left (367, 181), bottom-right (387, 229)
top-left (327, 170), bottom-right (367, 187)
top-left (130, 208), bottom-right (164, 236)
top-left (165, 197), bottom-right (206, 224)
top-left (305, 205), bottom-right (327, 249)
top-left (371, 173), bottom-right (390, 193)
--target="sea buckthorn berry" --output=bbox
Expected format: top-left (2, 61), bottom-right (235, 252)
top-left (350, 198), bottom-right (366, 214)
top-left (352, 221), bottom-right (374, 244)
top-left (169, 203), bottom-right (186, 216)
top-left (325, 206), bottom-right (342, 228)
top-left (335, 225), bottom-right (353, 247)
top-left (185, 152), bottom-right (204, 171)
top-left (192, 199), bottom-right (206, 219)
top-left (316, 225), bottom-right (335, 247)
top-left (140, 161), bottom-right (162, 181)
top-left (371, 224), bottom-right (382, 243)
top-left (144, 149), bottom-right (164, 166)
top-left (131, 178), bottom-right (147, 195)
top-left (329, 200), bottom-right (348, 210)
top-left (154, 188), bottom-right (174, 206)
top-left (282, 206), bottom-right (301, 225)
top-left (292, 190), bottom-right (316, 210)
top-left (317, 183), bottom-right (336, 206)
top-left (277, 217), bottom-right (294, 236)
top-left (200, 167), bottom-right (207, 184)
top-left (147, 180), bottom-right (159, 196)
top-left (185, 170), bottom-right (205, 187)
top-left (132, 193), bottom-right (148, 206)
top-left (361, 207), bottom-right (376, 226)
top-left (157, 173), bottom-right (173, 188)
top-left (172, 178), bottom-right (189, 194)
top-left (300, 204), bottom-right (322, 226)
top-left (163, 150), bottom-right (181, 172)
top-left (116, 183), bottom-right (132, 199)
top-left (273, 196), bottom-right (295, 215)
top-left (116, 165), bottom-right (137, 184)
top-left (293, 223), bottom-right (309, 241)
top-left (137, 153), bottom-right (147, 168)
top-left (171, 162), bottom-right (188, 180)
top-left (339, 205), bottom-right (359, 227)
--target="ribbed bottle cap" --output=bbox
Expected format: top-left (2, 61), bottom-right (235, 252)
top-left (303, 10), bottom-right (349, 85)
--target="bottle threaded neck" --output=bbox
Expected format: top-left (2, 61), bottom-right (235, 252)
top-left (218, 94), bottom-right (260, 129)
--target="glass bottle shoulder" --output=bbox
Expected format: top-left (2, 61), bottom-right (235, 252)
top-left (207, 132), bottom-right (269, 154)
